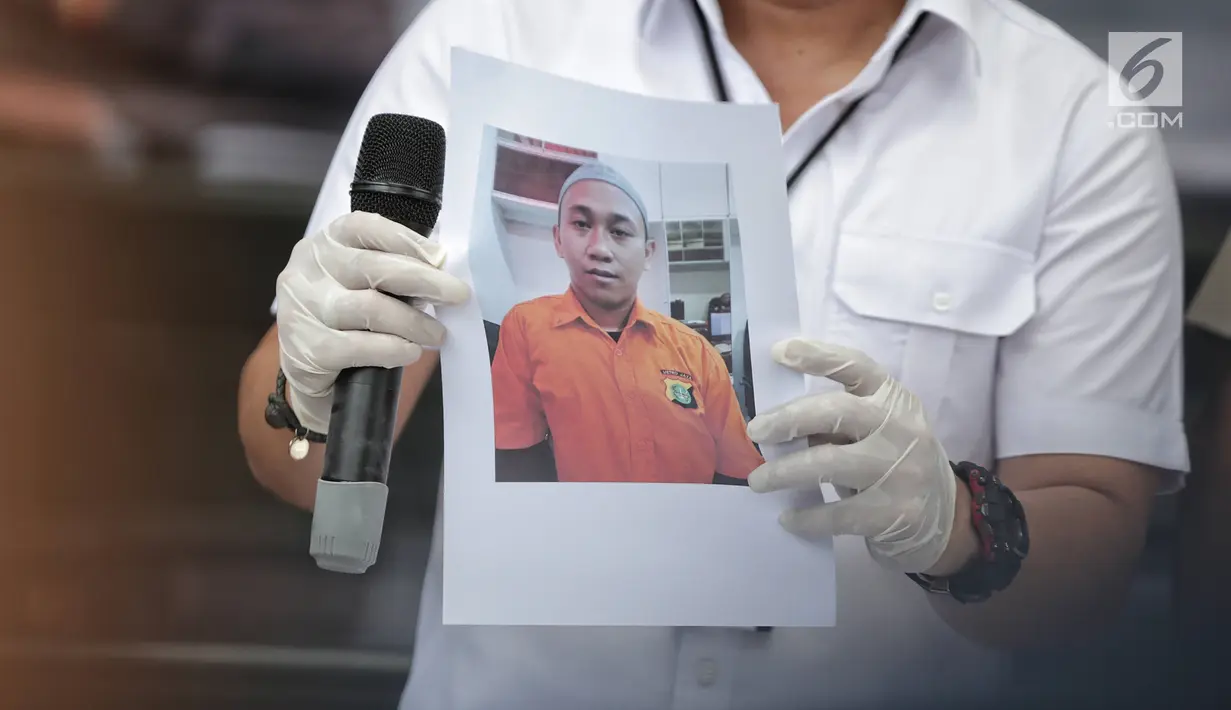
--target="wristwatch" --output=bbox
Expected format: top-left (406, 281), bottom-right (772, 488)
top-left (907, 461), bottom-right (1030, 604)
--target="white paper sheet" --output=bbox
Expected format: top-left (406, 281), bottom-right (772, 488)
top-left (436, 49), bottom-right (835, 628)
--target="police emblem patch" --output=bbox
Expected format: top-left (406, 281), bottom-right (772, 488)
top-left (664, 378), bottom-right (698, 409)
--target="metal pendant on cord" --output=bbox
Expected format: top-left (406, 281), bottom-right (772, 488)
top-left (688, 0), bottom-right (930, 190)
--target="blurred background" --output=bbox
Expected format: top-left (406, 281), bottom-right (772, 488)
top-left (0, 1), bottom-right (1227, 708)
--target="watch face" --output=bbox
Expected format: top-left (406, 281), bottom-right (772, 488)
top-left (937, 461), bottom-right (1029, 602)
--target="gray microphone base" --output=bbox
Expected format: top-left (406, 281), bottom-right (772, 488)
top-left (309, 479), bottom-right (389, 574)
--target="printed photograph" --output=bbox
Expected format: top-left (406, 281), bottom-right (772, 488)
top-left (474, 128), bottom-right (760, 485)
top-left (437, 51), bottom-right (821, 627)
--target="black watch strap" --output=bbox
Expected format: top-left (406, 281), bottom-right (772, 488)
top-left (907, 461), bottom-right (1030, 603)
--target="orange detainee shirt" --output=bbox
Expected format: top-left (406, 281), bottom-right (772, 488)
top-left (490, 288), bottom-right (765, 483)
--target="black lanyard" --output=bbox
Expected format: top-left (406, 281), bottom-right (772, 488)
top-left (690, 0), bottom-right (929, 191)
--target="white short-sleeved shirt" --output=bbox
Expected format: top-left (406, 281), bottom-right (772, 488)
top-left (286, 0), bottom-right (1191, 708)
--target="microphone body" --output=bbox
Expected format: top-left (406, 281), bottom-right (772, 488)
top-left (310, 113), bottom-right (447, 574)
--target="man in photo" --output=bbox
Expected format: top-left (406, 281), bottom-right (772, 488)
top-left (490, 161), bottom-right (762, 484)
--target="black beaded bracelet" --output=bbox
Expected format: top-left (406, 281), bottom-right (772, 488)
top-left (265, 369), bottom-right (327, 458)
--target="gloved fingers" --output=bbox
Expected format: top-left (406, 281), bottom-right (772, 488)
top-left (284, 385), bottom-right (335, 435)
top-left (747, 440), bottom-right (893, 494)
top-left (747, 445), bottom-right (829, 493)
top-left (319, 288), bottom-right (448, 347)
top-left (770, 338), bottom-right (889, 397)
top-left (336, 332), bottom-right (426, 370)
top-left (746, 390), bottom-right (886, 445)
top-left (331, 247), bottom-right (471, 305)
top-left (777, 496), bottom-right (891, 541)
top-left (325, 211), bottom-right (446, 267)
top-left (283, 327), bottom-right (426, 378)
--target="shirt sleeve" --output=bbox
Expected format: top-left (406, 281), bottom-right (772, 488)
top-left (700, 341), bottom-right (765, 478)
top-left (491, 307), bottom-right (549, 449)
top-left (995, 85), bottom-right (1190, 491)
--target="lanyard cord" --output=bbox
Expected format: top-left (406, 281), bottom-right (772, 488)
top-left (689, 0), bottom-right (929, 191)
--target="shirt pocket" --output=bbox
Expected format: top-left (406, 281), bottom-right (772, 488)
top-left (826, 231), bottom-right (1036, 452)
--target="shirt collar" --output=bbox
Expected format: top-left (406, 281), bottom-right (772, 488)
top-left (637, 0), bottom-right (981, 62)
top-left (552, 286), bottom-right (658, 332)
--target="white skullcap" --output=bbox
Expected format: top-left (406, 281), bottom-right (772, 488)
top-left (557, 161), bottom-right (649, 231)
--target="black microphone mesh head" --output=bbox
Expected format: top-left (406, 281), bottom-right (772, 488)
top-left (351, 114), bottom-right (447, 233)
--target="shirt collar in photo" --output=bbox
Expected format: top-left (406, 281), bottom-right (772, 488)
top-left (552, 286), bottom-right (659, 333)
top-left (636, 0), bottom-right (981, 63)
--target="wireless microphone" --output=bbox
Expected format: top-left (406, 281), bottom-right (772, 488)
top-left (309, 113), bottom-right (447, 574)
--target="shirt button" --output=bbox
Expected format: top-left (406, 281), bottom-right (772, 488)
top-left (638, 440), bottom-right (651, 450)
top-left (625, 392), bottom-right (636, 403)
top-left (696, 658), bottom-right (718, 687)
top-left (614, 348), bottom-right (624, 356)
top-left (931, 291), bottom-right (953, 312)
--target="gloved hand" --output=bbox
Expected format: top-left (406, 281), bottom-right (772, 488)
top-left (746, 338), bottom-right (957, 575)
top-left (275, 211), bottom-right (471, 433)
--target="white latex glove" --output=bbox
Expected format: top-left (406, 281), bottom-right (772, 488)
top-left (275, 211), bottom-right (470, 433)
top-left (746, 338), bottom-right (957, 575)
